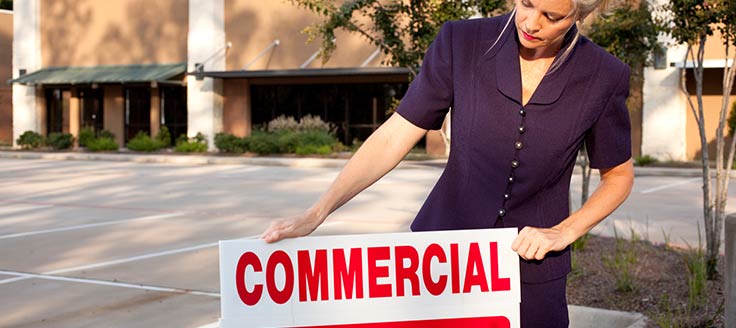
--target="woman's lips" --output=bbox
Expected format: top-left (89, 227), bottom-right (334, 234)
top-left (521, 31), bottom-right (538, 41)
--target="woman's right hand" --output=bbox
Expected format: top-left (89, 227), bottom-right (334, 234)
top-left (260, 211), bottom-right (322, 243)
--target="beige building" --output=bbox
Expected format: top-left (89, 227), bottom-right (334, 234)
top-left (10, 0), bottom-right (410, 150)
top-left (8, 0), bottom-right (736, 159)
top-left (0, 9), bottom-right (11, 144)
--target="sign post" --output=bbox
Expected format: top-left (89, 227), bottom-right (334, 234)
top-left (219, 228), bottom-right (520, 327)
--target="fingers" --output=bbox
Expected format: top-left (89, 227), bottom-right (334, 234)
top-left (512, 227), bottom-right (553, 261)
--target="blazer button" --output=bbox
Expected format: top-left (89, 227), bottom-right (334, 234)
top-left (504, 193), bottom-right (511, 200)
top-left (498, 209), bottom-right (506, 217)
top-left (519, 109), bottom-right (526, 116)
top-left (511, 160), bottom-right (519, 168)
top-left (515, 141), bottom-right (523, 150)
top-left (508, 176), bottom-right (515, 183)
top-left (518, 125), bottom-right (526, 134)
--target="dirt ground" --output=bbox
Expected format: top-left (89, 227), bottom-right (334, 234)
top-left (567, 234), bottom-right (725, 328)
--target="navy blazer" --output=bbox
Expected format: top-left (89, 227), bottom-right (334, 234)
top-left (396, 14), bottom-right (631, 283)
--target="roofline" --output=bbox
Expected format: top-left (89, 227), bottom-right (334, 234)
top-left (194, 67), bottom-right (412, 79)
top-left (671, 59), bottom-right (734, 69)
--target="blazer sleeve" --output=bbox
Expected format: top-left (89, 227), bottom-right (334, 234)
top-left (395, 21), bottom-right (454, 130)
top-left (585, 65), bottom-right (632, 169)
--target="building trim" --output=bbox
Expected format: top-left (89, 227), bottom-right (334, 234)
top-left (197, 67), bottom-right (411, 79)
top-left (672, 59), bottom-right (735, 69)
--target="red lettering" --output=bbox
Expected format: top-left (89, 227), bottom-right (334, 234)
top-left (298, 249), bottom-right (329, 302)
top-left (490, 242), bottom-right (511, 291)
top-left (463, 242), bottom-right (489, 293)
top-left (235, 252), bottom-right (263, 306)
top-left (451, 243), bottom-right (460, 293)
top-left (367, 246), bottom-right (392, 298)
top-left (422, 243), bottom-right (448, 296)
top-left (394, 246), bottom-right (420, 296)
top-left (333, 248), bottom-right (364, 300)
top-left (266, 250), bottom-right (294, 304)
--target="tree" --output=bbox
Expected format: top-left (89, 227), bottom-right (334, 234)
top-left (661, 0), bottom-right (736, 278)
top-left (584, 1), bottom-right (659, 205)
top-left (290, 1), bottom-right (507, 152)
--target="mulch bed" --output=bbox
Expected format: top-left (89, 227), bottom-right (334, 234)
top-left (567, 234), bottom-right (725, 327)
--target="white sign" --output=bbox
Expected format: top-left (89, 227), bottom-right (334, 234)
top-left (219, 228), bottom-right (520, 327)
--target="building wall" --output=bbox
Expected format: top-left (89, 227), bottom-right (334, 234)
top-left (0, 10), bottom-right (11, 144)
top-left (40, 0), bottom-right (188, 67)
top-left (685, 69), bottom-right (736, 160)
top-left (223, 79), bottom-right (250, 137)
top-left (103, 85), bottom-right (125, 146)
top-left (224, 0), bottom-right (386, 71)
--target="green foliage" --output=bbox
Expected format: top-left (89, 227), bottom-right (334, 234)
top-left (46, 133), bottom-right (74, 150)
top-left (246, 131), bottom-right (281, 155)
top-left (125, 132), bottom-right (166, 152)
top-left (215, 132), bottom-right (248, 154)
top-left (16, 131), bottom-right (44, 149)
top-left (0, 0), bottom-right (11, 11)
top-left (78, 127), bottom-right (96, 148)
top-left (86, 137), bottom-right (119, 152)
top-left (635, 154), bottom-right (658, 166)
top-left (174, 133), bottom-right (208, 153)
top-left (588, 2), bottom-right (660, 67)
top-left (156, 126), bottom-right (172, 146)
top-left (603, 226), bottom-right (638, 292)
top-left (290, 0), bottom-right (506, 74)
top-left (683, 226), bottom-right (708, 311)
top-left (98, 130), bottom-right (115, 140)
top-left (661, 0), bottom-right (721, 47)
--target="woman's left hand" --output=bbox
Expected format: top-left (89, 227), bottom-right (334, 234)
top-left (511, 226), bottom-right (574, 261)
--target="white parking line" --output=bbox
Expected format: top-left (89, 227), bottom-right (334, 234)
top-left (0, 270), bottom-right (220, 297)
top-left (0, 212), bottom-right (183, 240)
top-left (639, 177), bottom-right (701, 194)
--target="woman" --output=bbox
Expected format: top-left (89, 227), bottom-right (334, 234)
top-left (261, 0), bottom-right (634, 326)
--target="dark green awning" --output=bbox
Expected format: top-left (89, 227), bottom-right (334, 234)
top-left (9, 62), bottom-right (187, 85)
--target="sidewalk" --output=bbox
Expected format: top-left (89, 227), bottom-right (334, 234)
top-left (0, 150), bottom-right (720, 177)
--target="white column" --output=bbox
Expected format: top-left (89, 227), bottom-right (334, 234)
top-left (641, 40), bottom-right (688, 161)
top-left (187, 0), bottom-right (226, 150)
top-left (12, 0), bottom-right (42, 146)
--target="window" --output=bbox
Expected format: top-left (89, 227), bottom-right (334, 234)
top-left (124, 87), bottom-right (151, 142)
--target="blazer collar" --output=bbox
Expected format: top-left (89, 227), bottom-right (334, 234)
top-left (495, 24), bottom-right (578, 106)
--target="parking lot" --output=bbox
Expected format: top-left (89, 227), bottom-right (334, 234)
top-left (0, 157), bottom-right (732, 327)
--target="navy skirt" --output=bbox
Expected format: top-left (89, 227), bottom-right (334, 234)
top-left (520, 276), bottom-right (569, 328)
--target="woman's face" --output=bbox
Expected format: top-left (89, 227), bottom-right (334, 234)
top-left (514, 0), bottom-right (577, 56)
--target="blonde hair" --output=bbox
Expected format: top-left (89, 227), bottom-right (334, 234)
top-left (486, 0), bottom-right (605, 75)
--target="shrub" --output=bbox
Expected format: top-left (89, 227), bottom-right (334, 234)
top-left (156, 126), bottom-right (172, 146)
top-left (246, 131), bottom-right (280, 155)
top-left (635, 154), bottom-right (658, 166)
top-left (728, 101), bottom-right (736, 136)
top-left (267, 115), bottom-right (299, 132)
top-left (214, 132), bottom-right (248, 154)
top-left (87, 137), bottom-right (119, 151)
top-left (46, 132), bottom-right (74, 150)
top-left (98, 130), bottom-right (115, 140)
top-left (299, 114), bottom-right (336, 133)
top-left (295, 144), bottom-right (333, 155)
top-left (126, 132), bottom-right (165, 152)
top-left (174, 133), bottom-right (208, 153)
top-left (78, 127), bottom-right (96, 147)
top-left (16, 131), bottom-right (44, 149)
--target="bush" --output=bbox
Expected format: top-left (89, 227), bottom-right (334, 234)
top-left (87, 137), bottom-right (119, 151)
top-left (99, 130), bottom-right (115, 140)
top-left (267, 115), bottom-right (299, 132)
top-left (16, 131), bottom-right (44, 149)
top-left (156, 126), bottom-right (172, 146)
top-left (126, 132), bottom-right (165, 152)
top-left (78, 127), bottom-right (96, 147)
top-left (46, 132), bottom-right (74, 150)
top-left (245, 131), bottom-right (280, 155)
top-left (214, 133), bottom-right (248, 154)
top-left (174, 132), bottom-right (208, 153)
top-left (635, 154), bottom-right (658, 166)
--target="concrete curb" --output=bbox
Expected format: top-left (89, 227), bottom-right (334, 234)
top-left (569, 305), bottom-right (648, 328)
top-left (0, 150), bottom-right (728, 177)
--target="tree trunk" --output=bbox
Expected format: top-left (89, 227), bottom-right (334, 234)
top-left (626, 61), bottom-right (644, 158)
